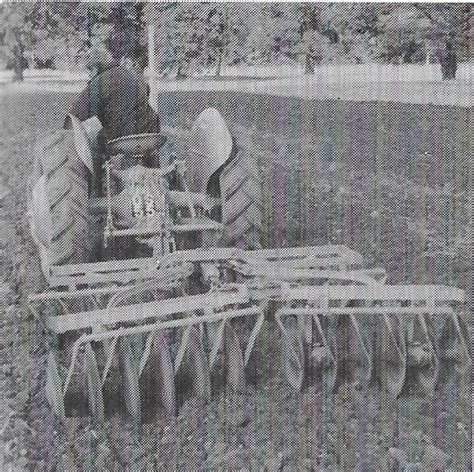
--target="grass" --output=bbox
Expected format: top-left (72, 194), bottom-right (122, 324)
top-left (1, 89), bottom-right (471, 470)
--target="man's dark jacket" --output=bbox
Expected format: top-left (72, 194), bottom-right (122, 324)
top-left (69, 64), bottom-right (160, 140)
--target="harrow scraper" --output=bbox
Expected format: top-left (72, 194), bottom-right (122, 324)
top-left (27, 109), bottom-right (470, 422)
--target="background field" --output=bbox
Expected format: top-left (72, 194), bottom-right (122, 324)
top-left (1, 63), bottom-right (472, 107)
top-left (1, 89), bottom-right (471, 470)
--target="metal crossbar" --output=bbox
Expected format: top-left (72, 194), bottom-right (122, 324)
top-left (42, 245), bottom-right (364, 289)
top-left (276, 306), bottom-right (456, 317)
top-left (284, 284), bottom-right (465, 303)
top-left (230, 264), bottom-right (386, 285)
top-left (251, 245), bottom-right (362, 262)
top-left (29, 265), bottom-right (192, 302)
top-left (45, 284), bottom-right (250, 333)
top-left (48, 257), bottom-right (159, 288)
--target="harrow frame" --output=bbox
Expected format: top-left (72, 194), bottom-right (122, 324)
top-left (29, 245), bottom-right (469, 421)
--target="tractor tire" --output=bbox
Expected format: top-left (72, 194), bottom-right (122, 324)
top-left (36, 130), bottom-right (91, 265)
top-left (219, 144), bottom-right (262, 248)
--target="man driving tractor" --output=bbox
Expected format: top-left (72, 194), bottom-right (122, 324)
top-left (66, 45), bottom-right (161, 172)
top-left (69, 45), bottom-right (160, 140)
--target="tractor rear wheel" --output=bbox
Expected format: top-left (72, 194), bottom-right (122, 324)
top-left (219, 144), bottom-right (262, 248)
top-left (37, 130), bottom-right (91, 265)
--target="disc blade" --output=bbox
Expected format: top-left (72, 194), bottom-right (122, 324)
top-left (84, 343), bottom-right (105, 421)
top-left (408, 316), bottom-right (435, 395)
top-left (333, 315), bottom-right (371, 390)
top-left (438, 314), bottom-right (470, 374)
top-left (311, 315), bottom-right (337, 392)
top-left (281, 321), bottom-right (305, 391)
top-left (380, 315), bottom-right (407, 398)
top-left (185, 326), bottom-right (211, 402)
top-left (118, 336), bottom-right (141, 420)
top-left (416, 364), bottom-right (436, 395)
top-left (46, 352), bottom-right (66, 420)
top-left (324, 344), bottom-right (338, 393)
top-left (151, 330), bottom-right (177, 416)
top-left (225, 321), bottom-right (245, 393)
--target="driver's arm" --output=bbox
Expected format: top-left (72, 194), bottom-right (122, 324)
top-left (64, 74), bottom-right (107, 128)
top-left (65, 86), bottom-right (95, 127)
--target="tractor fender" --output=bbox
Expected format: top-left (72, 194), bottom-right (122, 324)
top-left (64, 114), bottom-right (98, 173)
top-left (186, 108), bottom-right (233, 194)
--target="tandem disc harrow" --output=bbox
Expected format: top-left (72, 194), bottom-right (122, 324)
top-left (29, 246), bottom-right (469, 421)
top-left (27, 109), bottom-right (470, 422)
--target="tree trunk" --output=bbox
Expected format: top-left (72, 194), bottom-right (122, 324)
top-left (13, 62), bottom-right (24, 82)
top-left (304, 53), bottom-right (315, 75)
top-left (215, 47), bottom-right (223, 77)
top-left (65, 34), bottom-right (72, 73)
top-left (440, 50), bottom-right (457, 80)
top-left (176, 63), bottom-right (187, 79)
top-left (12, 44), bottom-right (25, 82)
top-left (438, 38), bottom-right (457, 80)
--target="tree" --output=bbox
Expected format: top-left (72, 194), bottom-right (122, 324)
top-left (298, 4), bottom-right (324, 73)
top-left (107, 3), bottom-right (146, 63)
top-left (374, 3), bottom-right (470, 77)
top-left (205, 3), bottom-right (259, 76)
top-left (30, 3), bottom-right (91, 71)
top-left (254, 4), bottom-right (363, 74)
top-left (373, 5), bottom-right (426, 64)
top-left (0, 3), bottom-right (42, 80)
top-left (0, 3), bottom-right (119, 79)
top-left (245, 3), bottom-right (337, 73)
top-left (414, 3), bottom-right (471, 79)
top-left (147, 3), bottom-right (207, 78)
top-left (146, 2), bottom-right (257, 78)
top-left (335, 4), bottom-right (384, 63)
top-left (252, 3), bottom-right (299, 65)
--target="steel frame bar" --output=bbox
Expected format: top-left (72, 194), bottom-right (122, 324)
top-left (28, 266), bottom-right (190, 302)
top-left (37, 245), bottom-right (367, 290)
top-left (109, 220), bottom-right (223, 238)
top-left (283, 285), bottom-right (465, 303)
top-left (230, 265), bottom-right (386, 285)
top-left (276, 307), bottom-right (456, 317)
top-left (45, 284), bottom-right (250, 333)
top-left (250, 245), bottom-right (362, 262)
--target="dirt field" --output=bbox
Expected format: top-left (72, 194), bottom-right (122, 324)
top-left (1, 89), bottom-right (471, 470)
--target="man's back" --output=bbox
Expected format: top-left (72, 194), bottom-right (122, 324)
top-left (69, 64), bottom-right (160, 140)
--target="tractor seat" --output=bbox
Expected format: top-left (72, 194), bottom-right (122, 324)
top-left (107, 133), bottom-right (167, 156)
